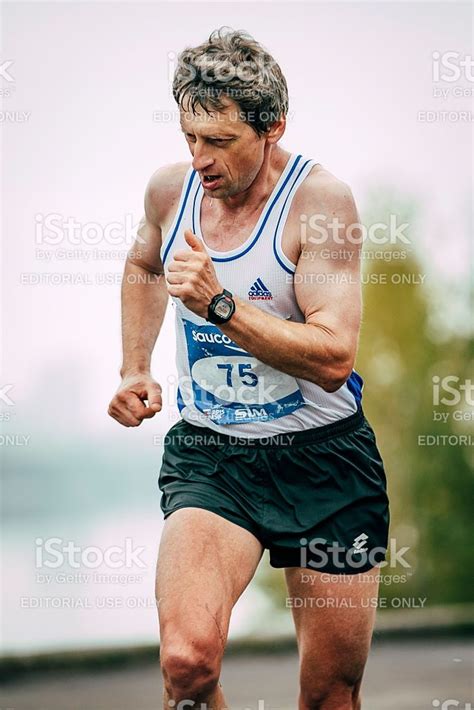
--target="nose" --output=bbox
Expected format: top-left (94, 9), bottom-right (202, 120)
top-left (191, 140), bottom-right (214, 173)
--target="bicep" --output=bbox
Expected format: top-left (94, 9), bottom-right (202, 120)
top-left (128, 215), bottom-right (164, 275)
top-left (295, 249), bottom-right (361, 339)
top-left (127, 180), bottom-right (164, 275)
top-left (294, 184), bottom-right (362, 350)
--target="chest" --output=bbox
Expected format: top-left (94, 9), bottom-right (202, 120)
top-left (199, 197), bottom-right (301, 265)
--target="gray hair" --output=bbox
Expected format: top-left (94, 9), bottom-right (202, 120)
top-left (172, 27), bottom-right (289, 136)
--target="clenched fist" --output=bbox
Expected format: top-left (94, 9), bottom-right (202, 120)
top-left (166, 229), bottom-right (223, 318)
top-left (108, 373), bottom-right (162, 427)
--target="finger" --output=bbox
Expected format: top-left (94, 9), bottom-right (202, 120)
top-left (172, 249), bottom-right (194, 262)
top-left (167, 259), bottom-right (187, 272)
top-left (166, 284), bottom-right (183, 298)
top-left (184, 229), bottom-right (206, 253)
top-left (139, 407), bottom-right (157, 419)
top-left (108, 403), bottom-right (142, 427)
top-left (146, 384), bottom-right (163, 412)
top-left (115, 391), bottom-right (150, 421)
top-left (166, 271), bottom-right (188, 285)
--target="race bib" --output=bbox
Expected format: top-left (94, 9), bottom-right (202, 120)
top-left (182, 318), bottom-right (305, 425)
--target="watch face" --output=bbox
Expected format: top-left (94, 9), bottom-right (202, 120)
top-left (215, 298), bottom-right (232, 318)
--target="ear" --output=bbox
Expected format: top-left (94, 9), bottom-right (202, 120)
top-left (266, 116), bottom-right (286, 144)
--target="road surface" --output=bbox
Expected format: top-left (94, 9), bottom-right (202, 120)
top-left (2, 638), bottom-right (473, 709)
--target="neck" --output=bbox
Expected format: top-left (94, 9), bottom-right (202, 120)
top-left (209, 144), bottom-right (291, 213)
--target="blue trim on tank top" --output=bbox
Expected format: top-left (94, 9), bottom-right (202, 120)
top-left (192, 154), bottom-right (303, 262)
top-left (272, 158), bottom-right (313, 275)
top-left (346, 370), bottom-right (364, 405)
top-left (162, 170), bottom-right (198, 265)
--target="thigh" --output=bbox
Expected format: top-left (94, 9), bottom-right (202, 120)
top-left (156, 507), bottom-right (264, 649)
top-left (285, 566), bottom-right (380, 684)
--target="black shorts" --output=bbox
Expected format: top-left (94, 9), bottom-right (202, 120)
top-left (158, 409), bottom-right (390, 574)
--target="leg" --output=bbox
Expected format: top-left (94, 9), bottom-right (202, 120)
top-left (286, 566), bottom-right (380, 710)
top-left (156, 507), bottom-right (263, 709)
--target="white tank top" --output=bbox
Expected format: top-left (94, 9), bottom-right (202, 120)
top-left (161, 153), bottom-right (363, 438)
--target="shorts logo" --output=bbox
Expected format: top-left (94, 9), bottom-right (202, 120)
top-left (352, 533), bottom-right (369, 554)
top-left (248, 277), bottom-right (273, 300)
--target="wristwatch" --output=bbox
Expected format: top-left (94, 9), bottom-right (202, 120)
top-left (207, 289), bottom-right (235, 324)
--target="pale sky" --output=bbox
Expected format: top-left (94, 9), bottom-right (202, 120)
top-left (2, 1), bottom-right (472, 434)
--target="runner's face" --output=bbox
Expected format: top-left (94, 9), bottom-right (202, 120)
top-left (180, 98), bottom-right (264, 198)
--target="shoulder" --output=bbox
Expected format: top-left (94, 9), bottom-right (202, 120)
top-left (144, 161), bottom-right (192, 227)
top-left (292, 163), bottom-right (358, 218)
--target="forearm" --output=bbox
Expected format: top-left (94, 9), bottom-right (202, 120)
top-left (220, 296), bottom-right (354, 392)
top-left (120, 259), bottom-right (169, 377)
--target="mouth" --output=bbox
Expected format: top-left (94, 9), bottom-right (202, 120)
top-left (201, 175), bottom-right (222, 191)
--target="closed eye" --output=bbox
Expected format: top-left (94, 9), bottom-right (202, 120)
top-left (182, 131), bottom-right (233, 146)
top-left (208, 138), bottom-right (233, 145)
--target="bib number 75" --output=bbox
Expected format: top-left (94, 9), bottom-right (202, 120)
top-left (217, 362), bottom-right (258, 388)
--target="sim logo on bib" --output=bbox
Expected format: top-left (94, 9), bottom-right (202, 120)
top-left (182, 318), bottom-right (304, 425)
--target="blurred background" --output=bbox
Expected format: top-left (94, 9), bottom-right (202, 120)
top-left (1, 1), bottom-right (472, 708)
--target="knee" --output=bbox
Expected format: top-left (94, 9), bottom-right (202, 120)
top-left (300, 677), bottom-right (361, 710)
top-left (160, 634), bottom-right (221, 702)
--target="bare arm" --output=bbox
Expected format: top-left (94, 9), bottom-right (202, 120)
top-left (120, 223), bottom-right (168, 379)
top-left (108, 166), bottom-right (183, 426)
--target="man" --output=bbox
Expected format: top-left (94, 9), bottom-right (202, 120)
top-left (108, 28), bottom-right (389, 710)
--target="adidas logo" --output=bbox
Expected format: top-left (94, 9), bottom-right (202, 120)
top-left (248, 278), bottom-right (273, 300)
